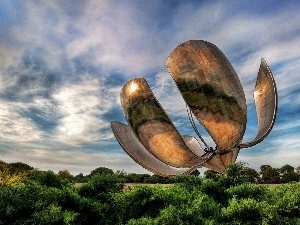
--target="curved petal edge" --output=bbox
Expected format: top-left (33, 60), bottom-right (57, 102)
top-left (239, 58), bottom-right (278, 148)
top-left (111, 121), bottom-right (197, 177)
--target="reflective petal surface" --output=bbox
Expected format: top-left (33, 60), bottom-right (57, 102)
top-left (120, 78), bottom-right (203, 168)
top-left (111, 121), bottom-right (196, 177)
top-left (204, 155), bottom-right (226, 173)
top-left (166, 40), bottom-right (247, 152)
top-left (220, 148), bottom-right (240, 169)
top-left (181, 135), bottom-right (206, 157)
top-left (112, 40), bottom-right (278, 175)
top-left (239, 59), bottom-right (277, 148)
top-left (181, 135), bottom-right (214, 160)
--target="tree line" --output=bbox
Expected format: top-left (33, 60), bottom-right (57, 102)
top-left (204, 163), bottom-right (300, 184)
top-left (1, 160), bottom-right (299, 185)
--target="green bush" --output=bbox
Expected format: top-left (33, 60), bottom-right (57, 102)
top-left (114, 182), bottom-right (221, 225)
top-left (221, 197), bottom-right (261, 224)
top-left (226, 183), bottom-right (267, 201)
top-left (78, 173), bottom-right (124, 201)
top-left (127, 216), bottom-right (158, 225)
top-left (170, 174), bottom-right (202, 191)
top-left (199, 178), bottom-right (228, 204)
top-left (0, 182), bottom-right (77, 224)
top-left (126, 193), bottom-right (219, 225)
top-left (271, 182), bottom-right (300, 218)
top-left (1, 162), bottom-right (300, 225)
top-left (0, 180), bottom-right (120, 225)
top-left (30, 170), bottom-right (65, 188)
top-left (114, 186), bottom-right (157, 222)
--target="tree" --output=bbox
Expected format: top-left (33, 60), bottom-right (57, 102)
top-left (224, 163), bottom-right (250, 185)
top-left (279, 164), bottom-right (299, 183)
top-left (74, 173), bottom-right (86, 183)
top-left (89, 167), bottom-right (114, 177)
top-left (58, 170), bottom-right (73, 180)
top-left (204, 163), bottom-right (259, 183)
top-left (7, 162), bottom-right (34, 174)
top-left (243, 167), bottom-right (259, 183)
top-left (125, 173), bottom-right (151, 183)
top-left (280, 164), bottom-right (294, 174)
top-left (0, 160), bottom-right (7, 169)
top-left (296, 165), bottom-right (300, 174)
top-left (259, 165), bottom-right (281, 184)
top-left (204, 170), bottom-right (219, 179)
top-left (144, 174), bottom-right (170, 184)
top-left (0, 166), bottom-right (25, 187)
top-left (32, 170), bottom-right (64, 188)
top-left (9, 162), bottom-right (33, 170)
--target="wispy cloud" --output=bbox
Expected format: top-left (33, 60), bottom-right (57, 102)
top-left (1, 1), bottom-right (300, 174)
top-left (0, 103), bottom-right (43, 142)
top-left (53, 76), bottom-right (106, 145)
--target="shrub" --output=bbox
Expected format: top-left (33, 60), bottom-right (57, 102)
top-left (0, 166), bottom-right (25, 187)
top-left (221, 197), bottom-right (262, 224)
top-left (78, 173), bottom-right (124, 201)
top-left (127, 217), bottom-right (158, 225)
top-left (272, 182), bottom-right (300, 218)
top-left (30, 170), bottom-right (65, 188)
top-left (199, 178), bottom-right (227, 204)
top-left (170, 174), bottom-right (202, 191)
top-left (226, 183), bottom-right (267, 201)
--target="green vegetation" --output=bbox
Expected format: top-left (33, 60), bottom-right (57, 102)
top-left (1, 161), bottom-right (300, 224)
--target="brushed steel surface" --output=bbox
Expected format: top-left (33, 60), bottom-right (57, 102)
top-left (112, 40), bottom-right (277, 175)
top-left (239, 59), bottom-right (277, 148)
top-left (219, 147), bottom-right (239, 169)
top-left (111, 121), bottom-right (196, 177)
top-left (166, 40), bottom-right (247, 153)
top-left (120, 78), bottom-right (203, 168)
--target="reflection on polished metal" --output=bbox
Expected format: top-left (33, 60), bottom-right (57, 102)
top-left (239, 59), bottom-right (277, 148)
top-left (111, 121), bottom-right (199, 176)
top-left (166, 40), bottom-right (247, 153)
top-left (111, 40), bottom-right (277, 175)
top-left (120, 78), bottom-right (209, 168)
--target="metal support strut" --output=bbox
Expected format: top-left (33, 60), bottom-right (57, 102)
top-left (186, 105), bottom-right (209, 149)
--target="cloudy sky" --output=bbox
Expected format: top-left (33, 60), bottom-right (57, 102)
top-left (1, 0), bottom-right (300, 175)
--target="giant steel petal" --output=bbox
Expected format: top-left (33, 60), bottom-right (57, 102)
top-left (181, 135), bottom-right (230, 172)
top-left (120, 78), bottom-right (203, 168)
top-left (239, 59), bottom-right (277, 148)
top-left (181, 135), bottom-right (206, 157)
top-left (111, 121), bottom-right (196, 177)
top-left (182, 134), bottom-right (227, 172)
top-left (166, 40), bottom-right (247, 153)
top-left (230, 148), bottom-right (240, 164)
top-left (220, 147), bottom-right (240, 168)
top-left (182, 135), bottom-right (239, 172)
top-left (181, 135), bottom-right (214, 161)
top-left (204, 155), bottom-right (226, 173)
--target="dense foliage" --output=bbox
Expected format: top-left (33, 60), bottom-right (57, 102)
top-left (0, 161), bottom-right (300, 224)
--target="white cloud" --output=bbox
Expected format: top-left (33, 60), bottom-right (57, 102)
top-left (53, 76), bottom-right (107, 145)
top-left (0, 103), bottom-right (43, 142)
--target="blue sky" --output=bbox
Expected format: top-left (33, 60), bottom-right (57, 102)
top-left (1, 0), bottom-right (300, 175)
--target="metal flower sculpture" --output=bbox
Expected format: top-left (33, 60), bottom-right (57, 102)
top-left (111, 40), bottom-right (277, 176)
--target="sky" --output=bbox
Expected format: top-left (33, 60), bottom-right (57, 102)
top-left (1, 0), bottom-right (300, 175)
